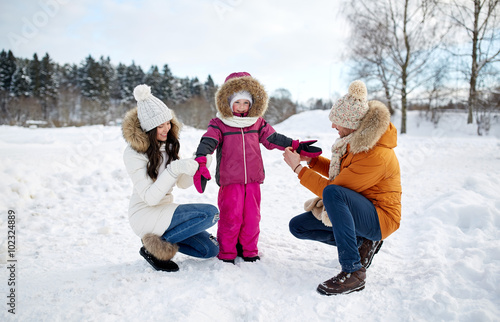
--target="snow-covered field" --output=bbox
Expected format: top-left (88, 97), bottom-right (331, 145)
top-left (1, 110), bottom-right (499, 321)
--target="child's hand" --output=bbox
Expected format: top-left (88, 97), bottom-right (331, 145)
top-left (194, 156), bottom-right (211, 193)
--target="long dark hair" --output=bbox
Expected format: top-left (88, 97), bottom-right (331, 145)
top-left (145, 124), bottom-right (180, 181)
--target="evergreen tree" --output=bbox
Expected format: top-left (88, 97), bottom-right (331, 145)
top-left (28, 53), bottom-right (41, 98)
top-left (173, 77), bottom-right (191, 103)
top-left (98, 56), bottom-right (114, 103)
top-left (57, 63), bottom-right (80, 125)
top-left (9, 61), bottom-right (30, 97)
top-left (204, 74), bottom-right (215, 89)
top-left (58, 63), bottom-right (79, 89)
top-left (126, 61), bottom-right (145, 93)
top-left (161, 64), bottom-right (174, 101)
top-left (0, 50), bottom-right (17, 118)
top-left (189, 77), bottom-right (202, 97)
top-left (39, 53), bottom-right (58, 119)
top-left (113, 63), bottom-right (130, 102)
top-left (0, 50), bottom-right (17, 92)
top-left (144, 65), bottom-right (163, 100)
top-left (78, 55), bottom-right (106, 124)
top-left (204, 75), bottom-right (217, 101)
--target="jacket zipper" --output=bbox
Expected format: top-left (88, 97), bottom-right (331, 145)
top-left (241, 128), bottom-right (247, 184)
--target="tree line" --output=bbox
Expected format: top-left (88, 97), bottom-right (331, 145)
top-left (0, 50), bottom-right (305, 129)
top-left (342, 0), bottom-right (500, 135)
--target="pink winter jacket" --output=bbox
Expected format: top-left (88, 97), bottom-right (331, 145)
top-left (196, 74), bottom-right (295, 187)
top-left (198, 116), bottom-right (291, 186)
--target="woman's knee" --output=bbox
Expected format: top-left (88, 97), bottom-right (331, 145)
top-left (191, 203), bottom-right (219, 224)
top-left (206, 204), bottom-right (220, 223)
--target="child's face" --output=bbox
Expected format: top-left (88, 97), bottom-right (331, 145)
top-left (156, 121), bottom-right (171, 141)
top-left (232, 99), bottom-right (251, 114)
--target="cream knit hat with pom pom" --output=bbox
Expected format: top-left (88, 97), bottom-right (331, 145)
top-left (133, 84), bottom-right (172, 132)
top-left (329, 80), bottom-right (369, 130)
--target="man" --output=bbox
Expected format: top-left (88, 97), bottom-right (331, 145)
top-left (283, 80), bottom-right (402, 295)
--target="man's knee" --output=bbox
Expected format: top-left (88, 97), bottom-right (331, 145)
top-left (322, 184), bottom-right (344, 201)
top-left (289, 216), bottom-right (302, 238)
top-left (323, 184), bottom-right (345, 203)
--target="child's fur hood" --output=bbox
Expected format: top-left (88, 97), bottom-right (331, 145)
top-left (349, 100), bottom-right (392, 154)
top-left (215, 76), bottom-right (268, 118)
top-left (122, 107), bottom-right (181, 153)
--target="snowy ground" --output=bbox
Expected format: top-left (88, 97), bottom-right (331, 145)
top-left (1, 110), bottom-right (499, 321)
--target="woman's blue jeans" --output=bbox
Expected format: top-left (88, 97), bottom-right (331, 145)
top-left (162, 204), bottom-right (220, 258)
top-left (289, 185), bottom-right (381, 273)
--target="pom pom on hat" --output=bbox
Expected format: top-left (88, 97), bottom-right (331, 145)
top-left (329, 80), bottom-right (369, 130)
top-left (133, 84), bottom-right (153, 101)
top-left (348, 80), bottom-right (367, 100)
top-left (133, 84), bottom-right (172, 132)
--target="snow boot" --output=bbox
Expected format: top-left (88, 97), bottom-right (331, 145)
top-left (139, 247), bottom-right (179, 272)
top-left (358, 239), bottom-right (383, 269)
top-left (141, 233), bottom-right (179, 272)
top-left (235, 242), bottom-right (260, 262)
top-left (220, 258), bottom-right (235, 264)
top-left (242, 255), bottom-right (260, 262)
top-left (236, 242), bottom-right (244, 258)
top-left (316, 267), bottom-right (366, 296)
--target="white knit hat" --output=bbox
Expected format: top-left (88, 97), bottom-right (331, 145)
top-left (329, 80), bottom-right (369, 130)
top-left (229, 90), bottom-right (253, 111)
top-left (133, 84), bottom-right (172, 132)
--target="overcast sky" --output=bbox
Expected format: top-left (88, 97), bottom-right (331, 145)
top-left (0, 0), bottom-right (352, 103)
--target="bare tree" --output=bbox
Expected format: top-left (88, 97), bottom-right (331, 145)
top-left (343, 0), bottom-right (448, 133)
top-left (266, 89), bottom-right (297, 125)
top-left (439, 0), bottom-right (500, 126)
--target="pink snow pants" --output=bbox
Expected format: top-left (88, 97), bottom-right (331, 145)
top-left (217, 182), bottom-right (261, 260)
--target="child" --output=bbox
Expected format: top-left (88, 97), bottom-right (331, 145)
top-left (122, 84), bottom-right (219, 272)
top-left (193, 72), bottom-right (321, 263)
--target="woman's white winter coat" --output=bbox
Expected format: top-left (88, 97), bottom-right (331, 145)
top-left (122, 107), bottom-right (194, 238)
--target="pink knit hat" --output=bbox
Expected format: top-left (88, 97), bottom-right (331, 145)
top-left (329, 80), bottom-right (369, 130)
top-left (224, 72), bottom-right (251, 83)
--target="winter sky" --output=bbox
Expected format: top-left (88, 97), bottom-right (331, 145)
top-left (0, 0), bottom-right (351, 103)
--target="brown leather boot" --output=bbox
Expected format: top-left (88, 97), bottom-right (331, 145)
top-left (358, 239), bottom-right (383, 269)
top-left (316, 267), bottom-right (366, 295)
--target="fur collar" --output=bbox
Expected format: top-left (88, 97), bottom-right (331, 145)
top-left (215, 76), bottom-right (268, 119)
top-left (122, 107), bottom-right (181, 153)
top-left (348, 100), bottom-right (392, 154)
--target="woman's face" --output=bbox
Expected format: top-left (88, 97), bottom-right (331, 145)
top-left (156, 121), bottom-right (171, 142)
top-left (332, 123), bottom-right (356, 138)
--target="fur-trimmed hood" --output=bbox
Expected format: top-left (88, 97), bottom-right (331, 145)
top-left (348, 100), bottom-right (393, 154)
top-left (122, 107), bottom-right (182, 153)
top-left (215, 76), bottom-right (268, 118)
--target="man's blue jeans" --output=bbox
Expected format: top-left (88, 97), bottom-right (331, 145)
top-left (289, 185), bottom-right (381, 273)
top-left (162, 204), bottom-right (220, 258)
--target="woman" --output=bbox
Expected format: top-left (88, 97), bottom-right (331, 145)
top-left (122, 84), bottom-right (219, 272)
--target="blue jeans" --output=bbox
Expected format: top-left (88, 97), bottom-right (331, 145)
top-left (289, 185), bottom-right (381, 273)
top-left (162, 204), bottom-right (220, 258)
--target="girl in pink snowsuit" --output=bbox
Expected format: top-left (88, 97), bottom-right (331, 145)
top-left (194, 72), bottom-right (321, 263)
